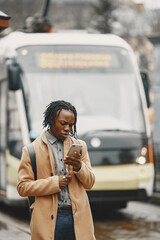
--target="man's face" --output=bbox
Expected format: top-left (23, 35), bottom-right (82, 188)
top-left (49, 109), bottom-right (75, 140)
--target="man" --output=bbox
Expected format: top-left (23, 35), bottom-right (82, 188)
top-left (17, 100), bottom-right (95, 240)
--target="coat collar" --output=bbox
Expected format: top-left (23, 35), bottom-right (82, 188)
top-left (41, 130), bottom-right (49, 145)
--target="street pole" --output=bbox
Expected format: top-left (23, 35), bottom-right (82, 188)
top-left (42, 0), bottom-right (50, 17)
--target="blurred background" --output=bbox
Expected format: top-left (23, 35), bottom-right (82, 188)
top-left (0, 0), bottom-right (160, 35)
top-left (1, 0), bottom-right (160, 239)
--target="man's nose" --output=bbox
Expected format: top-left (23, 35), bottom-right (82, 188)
top-left (64, 125), bottom-right (70, 132)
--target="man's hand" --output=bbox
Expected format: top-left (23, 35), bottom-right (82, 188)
top-left (59, 174), bottom-right (72, 189)
top-left (64, 152), bottom-right (82, 172)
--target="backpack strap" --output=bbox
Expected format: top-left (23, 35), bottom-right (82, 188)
top-left (27, 143), bottom-right (37, 209)
top-left (27, 143), bottom-right (37, 180)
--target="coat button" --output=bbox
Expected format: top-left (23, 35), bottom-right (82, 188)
top-left (51, 214), bottom-right (54, 220)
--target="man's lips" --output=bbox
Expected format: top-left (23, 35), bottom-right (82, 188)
top-left (62, 133), bottom-right (69, 137)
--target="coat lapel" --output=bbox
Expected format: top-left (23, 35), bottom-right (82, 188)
top-left (41, 130), bottom-right (56, 175)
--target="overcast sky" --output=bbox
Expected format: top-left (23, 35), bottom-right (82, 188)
top-left (143, 0), bottom-right (160, 9)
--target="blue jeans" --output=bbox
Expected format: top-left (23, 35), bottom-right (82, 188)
top-left (54, 207), bottom-right (76, 240)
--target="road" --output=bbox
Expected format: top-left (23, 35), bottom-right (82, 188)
top-left (93, 201), bottom-right (160, 240)
top-left (0, 201), bottom-right (160, 239)
top-left (0, 202), bottom-right (30, 240)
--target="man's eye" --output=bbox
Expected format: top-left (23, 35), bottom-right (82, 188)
top-left (61, 122), bottom-right (65, 126)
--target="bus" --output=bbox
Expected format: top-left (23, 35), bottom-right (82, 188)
top-left (0, 31), bottom-right (154, 207)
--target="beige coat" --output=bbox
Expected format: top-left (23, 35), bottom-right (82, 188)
top-left (17, 131), bottom-right (95, 240)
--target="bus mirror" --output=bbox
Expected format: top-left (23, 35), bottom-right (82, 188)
top-left (8, 63), bottom-right (21, 90)
top-left (140, 70), bottom-right (150, 108)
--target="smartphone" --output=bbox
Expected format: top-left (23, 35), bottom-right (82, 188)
top-left (67, 144), bottom-right (82, 157)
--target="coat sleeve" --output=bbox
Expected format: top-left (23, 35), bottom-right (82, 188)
top-left (74, 140), bottom-right (95, 189)
top-left (17, 147), bottom-right (60, 197)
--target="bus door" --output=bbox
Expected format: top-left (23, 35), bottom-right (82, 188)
top-left (0, 78), bottom-right (8, 197)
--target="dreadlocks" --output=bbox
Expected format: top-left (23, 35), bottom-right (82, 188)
top-left (43, 100), bottom-right (77, 138)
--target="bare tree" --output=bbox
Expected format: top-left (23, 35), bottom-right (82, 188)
top-left (90, 0), bottom-right (116, 33)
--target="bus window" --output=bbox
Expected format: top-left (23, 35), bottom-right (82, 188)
top-left (15, 45), bottom-right (145, 138)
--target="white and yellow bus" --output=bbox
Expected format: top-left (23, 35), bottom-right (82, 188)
top-left (0, 31), bottom-right (154, 207)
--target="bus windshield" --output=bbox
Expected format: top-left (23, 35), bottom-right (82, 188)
top-left (16, 45), bottom-right (145, 138)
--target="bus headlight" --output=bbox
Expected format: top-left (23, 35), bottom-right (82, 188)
top-left (136, 147), bottom-right (148, 164)
top-left (141, 147), bottom-right (147, 156)
top-left (136, 156), bottom-right (147, 164)
top-left (90, 137), bottom-right (101, 148)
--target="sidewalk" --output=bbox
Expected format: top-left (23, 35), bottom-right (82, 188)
top-left (0, 206), bottom-right (30, 240)
top-left (0, 220), bottom-right (30, 240)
